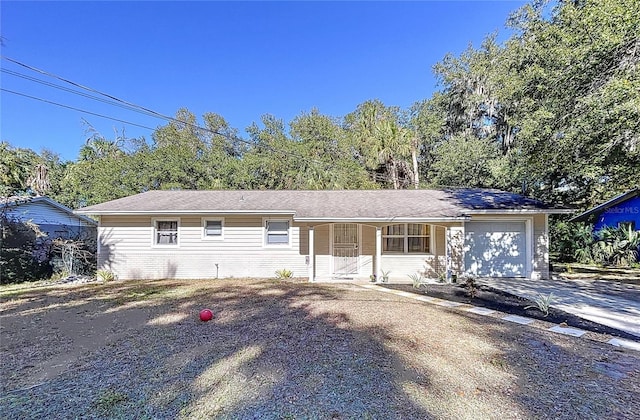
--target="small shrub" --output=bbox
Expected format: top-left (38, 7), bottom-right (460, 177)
top-left (525, 292), bottom-right (555, 317)
top-left (94, 389), bottom-right (129, 412)
top-left (275, 268), bottom-right (293, 280)
top-left (408, 273), bottom-right (425, 290)
top-left (380, 269), bottom-right (391, 283)
top-left (464, 276), bottom-right (477, 298)
top-left (369, 274), bottom-right (377, 282)
top-left (96, 269), bottom-right (117, 282)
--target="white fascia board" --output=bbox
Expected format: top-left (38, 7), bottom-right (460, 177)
top-left (465, 209), bottom-right (574, 215)
top-left (74, 209), bottom-right (296, 216)
top-left (293, 216), bottom-right (470, 223)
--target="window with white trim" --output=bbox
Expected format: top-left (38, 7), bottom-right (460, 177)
top-left (382, 223), bottom-right (431, 253)
top-left (202, 218), bottom-right (223, 239)
top-left (155, 220), bottom-right (178, 245)
top-left (265, 219), bottom-right (290, 246)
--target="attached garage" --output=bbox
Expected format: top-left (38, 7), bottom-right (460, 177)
top-left (464, 220), bottom-right (528, 277)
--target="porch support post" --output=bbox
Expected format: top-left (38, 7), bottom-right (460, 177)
top-left (375, 226), bottom-right (382, 282)
top-left (308, 226), bottom-right (315, 282)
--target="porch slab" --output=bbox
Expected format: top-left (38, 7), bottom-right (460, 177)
top-left (467, 307), bottom-right (495, 315)
top-left (549, 325), bottom-right (586, 337)
top-left (502, 315), bottom-right (534, 325)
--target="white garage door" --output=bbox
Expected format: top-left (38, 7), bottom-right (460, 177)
top-left (464, 221), bottom-right (527, 277)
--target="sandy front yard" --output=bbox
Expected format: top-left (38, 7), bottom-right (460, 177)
top-left (1, 278), bottom-right (639, 419)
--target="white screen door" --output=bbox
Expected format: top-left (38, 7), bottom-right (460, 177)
top-left (333, 224), bottom-right (359, 276)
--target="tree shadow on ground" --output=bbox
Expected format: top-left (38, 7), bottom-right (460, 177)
top-left (1, 280), bottom-right (432, 418)
top-left (1, 279), bottom-right (639, 419)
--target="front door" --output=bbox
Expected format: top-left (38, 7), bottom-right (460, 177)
top-left (332, 223), bottom-right (359, 276)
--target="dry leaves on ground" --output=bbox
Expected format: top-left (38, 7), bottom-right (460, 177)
top-left (1, 279), bottom-right (639, 419)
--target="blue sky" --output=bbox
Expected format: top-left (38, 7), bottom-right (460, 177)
top-left (1, 1), bottom-right (526, 161)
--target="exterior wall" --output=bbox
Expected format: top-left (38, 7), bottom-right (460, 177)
top-left (532, 214), bottom-right (549, 280)
top-left (313, 224), bottom-right (374, 280)
top-left (99, 214), bottom-right (307, 280)
top-left (378, 223), bottom-right (448, 283)
top-left (311, 222), bottom-right (452, 282)
top-left (380, 255), bottom-right (447, 283)
top-left (594, 196), bottom-right (640, 231)
top-left (98, 213), bottom-right (550, 281)
top-left (313, 224), bottom-right (331, 279)
top-left (359, 225), bottom-right (375, 279)
top-left (6, 201), bottom-right (96, 239)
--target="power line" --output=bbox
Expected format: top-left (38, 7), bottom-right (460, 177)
top-left (1, 68), bottom-right (161, 119)
top-left (2, 56), bottom-right (414, 185)
top-left (1, 88), bottom-right (157, 131)
top-left (3, 56), bottom-right (172, 123)
top-left (0, 57), bottom-right (338, 172)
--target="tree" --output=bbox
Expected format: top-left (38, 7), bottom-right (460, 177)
top-left (407, 97), bottom-right (447, 188)
top-left (0, 142), bottom-right (39, 196)
top-left (344, 100), bottom-right (413, 189)
top-left (501, 0), bottom-right (640, 206)
top-left (289, 109), bottom-right (375, 189)
top-left (430, 133), bottom-right (501, 187)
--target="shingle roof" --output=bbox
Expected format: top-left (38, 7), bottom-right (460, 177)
top-left (75, 189), bottom-right (568, 220)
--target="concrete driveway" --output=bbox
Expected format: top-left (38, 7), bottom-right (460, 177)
top-left (478, 276), bottom-right (640, 338)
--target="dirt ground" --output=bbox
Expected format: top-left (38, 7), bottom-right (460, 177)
top-left (1, 279), bottom-right (639, 419)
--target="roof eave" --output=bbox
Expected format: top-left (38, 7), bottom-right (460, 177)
top-left (6, 196), bottom-right (98, 226)
top-left (466, 209), bottom-right (574, 215)
top-left (569, 189), bottom-right (639, 222)
top-left (293, 216), bottom-right (471, 223)
top-left (74, 209), bottom-right (296, 216)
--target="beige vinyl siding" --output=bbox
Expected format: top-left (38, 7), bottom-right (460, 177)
top-left (359, 225), bottom-right (375, 279)
top-left (434, 226), bottom-right (446, 255)
top-left (98, 214), bottom-right (307, 280)
top-left (313, 224), bottom-right (331, 279)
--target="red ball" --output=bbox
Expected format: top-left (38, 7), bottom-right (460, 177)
top-left (199, 309), bottom-right (213, 322)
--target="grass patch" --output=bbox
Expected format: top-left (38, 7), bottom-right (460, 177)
top-left (558, 263), bottom-right (640, 284)
top-left (94, 389), bottom-right (129, 412)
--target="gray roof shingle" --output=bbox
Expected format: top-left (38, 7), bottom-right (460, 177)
top-left (76, 189), bottom-right (569, 220)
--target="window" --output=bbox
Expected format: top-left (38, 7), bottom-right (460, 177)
top-left (202, 218), bottom-right (223, 239)
top-left (265, 219), bottom-right (290, 246)
top-left (155, 220), bottom-right (178, 245)
top-left (382, 223), bottom-right (431, 254)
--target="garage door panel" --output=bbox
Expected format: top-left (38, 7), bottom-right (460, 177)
top-left (464, 221), bottom-right (526, 277)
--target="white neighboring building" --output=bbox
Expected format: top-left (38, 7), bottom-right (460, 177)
top-left (2, 196), bottom-right (97, 239)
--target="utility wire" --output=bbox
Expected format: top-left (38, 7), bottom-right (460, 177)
top-left (3, 56), bottom-right (172, 123)
top-left (2, 68), bottom-right (160, 119)
top-left (1, 57), bottom-right (338, 171)
top-left (2, 56), bottom-right (413, 185)
top-left (1, 88), bottom-right (157, 131)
